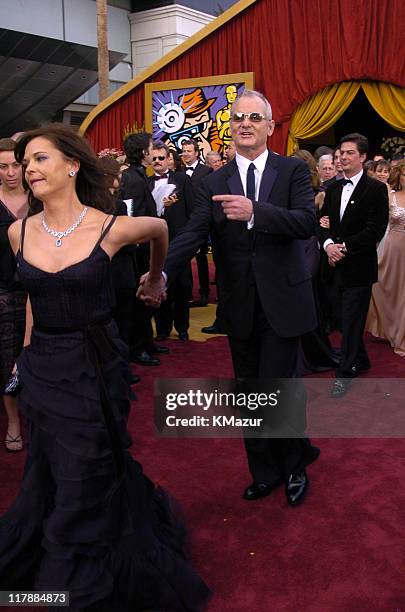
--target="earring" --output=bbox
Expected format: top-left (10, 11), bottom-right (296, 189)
top-left (68, 170), bottom-right (76, 177)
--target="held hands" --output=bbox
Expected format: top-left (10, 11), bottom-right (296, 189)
top-left (326, 243), bottom-right (346, 267)
top-left (136, 272), bottom-right (166, 307)
top-left (213, 194), bottom-right (253, 221)
top-left (319, 215), bottom-right (330, 229)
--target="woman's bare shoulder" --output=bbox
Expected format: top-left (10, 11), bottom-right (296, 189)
top-left (8, 214), bottom-right (41, 251)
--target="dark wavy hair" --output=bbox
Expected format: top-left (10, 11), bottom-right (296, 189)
top-left (123, 132), bottom-right (151, 166)
top-left (14, 123), bottom-right (114, 215)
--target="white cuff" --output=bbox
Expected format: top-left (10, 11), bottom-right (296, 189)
top-left (323, 239), bottom-right (334, 252)
top-left (247, 213), bottom-right (255, 230)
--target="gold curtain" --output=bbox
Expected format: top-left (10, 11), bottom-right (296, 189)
top-left (362, 82), bottom-right (405, 132)
top-left (287, 82), bottom-right (361, 155)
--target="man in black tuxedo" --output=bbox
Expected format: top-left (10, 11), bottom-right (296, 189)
top-left (142, 90), bottom-right (320, 506)
top-left (181, 139), bottom-right (212, 307)
top-left (149, 142), bottom-right (194, 341)
top-left (119, 132), bottom-right (168, 365)
top-left (320, 133), bottom-right (388, 397)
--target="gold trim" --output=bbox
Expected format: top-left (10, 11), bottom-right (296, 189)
top-left (144, 72), bottom-right (255, 133)
top-left (79, 0), bottom-right (258, 135)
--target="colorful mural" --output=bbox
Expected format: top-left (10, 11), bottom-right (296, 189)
top-left (145, 73), bottom-right (254, 162)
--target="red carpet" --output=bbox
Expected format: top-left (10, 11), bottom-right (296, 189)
top-left (1, 332), bottom-right (405, 611)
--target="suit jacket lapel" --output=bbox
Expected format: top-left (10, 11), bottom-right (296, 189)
top-left (258, 153), bottom-right (278, 202)
top-left (340, 172), bottom-right (368, 223)
top-left (226, 159), bottom-right (244, 195)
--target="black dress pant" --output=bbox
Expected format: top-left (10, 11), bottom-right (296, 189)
top-left (155, 262), bottom-right (192, 336)
top-left (228, 293), bottom-right (319, 484)
top-left (337, 282), bottom-right (372, 377)
top-left (195, 241), bottom-right (210, 298)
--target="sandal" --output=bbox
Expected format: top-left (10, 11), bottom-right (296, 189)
top-left (5, 432), bottom-right (24, 452)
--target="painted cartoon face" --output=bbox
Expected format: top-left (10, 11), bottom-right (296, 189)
top-left (182, 110), bottom-right (213, 160)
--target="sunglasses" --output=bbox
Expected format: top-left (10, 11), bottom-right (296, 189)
top-left (231, 112), bottom-right (269, 123)
top-left (152, 155), bottom-right (167, 161)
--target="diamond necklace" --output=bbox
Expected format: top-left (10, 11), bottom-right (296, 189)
top-left (42, 207), bottom-right (88, 247)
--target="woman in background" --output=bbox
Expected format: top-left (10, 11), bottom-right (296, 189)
top-left (366, 160), bottom-right (405, 356)
top-left (374, 159), bottom-right (391, 185)
top-left (0, 138), bottom-right (28, 452)
top-left (291, 150), bottom-right (339, 374)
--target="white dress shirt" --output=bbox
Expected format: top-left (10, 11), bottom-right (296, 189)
top-left (323, 169), bottom-right (363, 251)
top-left (152, 174), bottom-right (174, 217)
top-left (235, 149), bottom-right (268, 228)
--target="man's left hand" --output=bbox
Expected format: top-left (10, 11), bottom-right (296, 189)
top-left (213, 194), bottom-right (253, 221)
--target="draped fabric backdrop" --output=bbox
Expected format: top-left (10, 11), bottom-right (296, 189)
top-left (82, 0), bottom-right (405, 154)
top-left (287, 82), bottom-right (405, 155)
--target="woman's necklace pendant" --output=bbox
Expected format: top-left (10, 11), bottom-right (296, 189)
top-left (55, 238), bottom-right (62, 247)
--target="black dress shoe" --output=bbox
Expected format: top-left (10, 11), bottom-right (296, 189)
top-left (285, 470), bottom-right (308, 506)
top-left (148, 344), bottom-right (169, 354)
top-left (130, 374), bottom-right (140, 384)
top-left (201, 324), bottom-right (225, 334)
top-left (351, 362), bottom-right (371, 376)
top-left (130, 351), bottom-right (160, 366)
top-left (189, 297), bottom-right (208, 307)
top-left (243, 479), bottom-right (283, 501)
top-left (178, 332), bottom-right (189, 341)
top-left (155, 334), bottom-right (168, 342)
top-left (331, 378), bottom-right (352, 397)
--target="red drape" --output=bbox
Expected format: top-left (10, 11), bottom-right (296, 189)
top-left (85, 0), bottom-right (405, 154)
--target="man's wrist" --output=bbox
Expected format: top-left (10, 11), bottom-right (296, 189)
top-left (149, 271), bottom-right (164, 282)
top-left (323, 238), bottom-right (334, 252)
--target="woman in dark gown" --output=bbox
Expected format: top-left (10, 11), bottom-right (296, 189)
top-left (291, 150), bottom-right (339, 375)
top-left (0, 124), bottom-right (210, 611)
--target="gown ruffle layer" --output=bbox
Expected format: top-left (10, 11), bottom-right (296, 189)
top-left (0, 324), bottom-right (210, 611)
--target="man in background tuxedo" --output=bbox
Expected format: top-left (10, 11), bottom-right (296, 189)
top-left (141, 90), bottom-right (320, 507)
top-left (150, 142), bottom-right (194, 341)
top-left (181, 139), bottom-right (212, 307)
top-left (320, 133), bottom-right (388, 397)
top-left (119, 132), bottom-right (169, 365)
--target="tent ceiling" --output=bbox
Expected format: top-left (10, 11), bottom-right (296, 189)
top-left (0, 28), bottom-right (125, 136)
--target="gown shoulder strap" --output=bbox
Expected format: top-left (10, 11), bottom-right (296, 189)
top-left (91, 215), bottom-right (117, 254)
top-left (19, 217), bottom-right (28, 256)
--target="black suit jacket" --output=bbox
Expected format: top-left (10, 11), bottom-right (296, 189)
top-left (149, 170), bottom-right (194, 240)
top-left (110, 199), bottom-right (138, 289)
top-left (119, 164), bottom-right (159, 273)
top-left (119, 164), bottom-right (157, 217)
top-left (165, 151), bottom-right (317, 339)
top-left (182, 162), bottom-right (212, 192)
top-left (320, 173), bottom-right (388, 286)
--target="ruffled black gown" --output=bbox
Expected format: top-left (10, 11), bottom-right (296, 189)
top-left (0, 217), bottom-right (210, 611)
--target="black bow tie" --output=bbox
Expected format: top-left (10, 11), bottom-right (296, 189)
top-left (155, 173), bottom-right (169, 180)
top-left (186, 167), bottom-right (194, 173)
top-left (340, 178), bottom-right (353, 186)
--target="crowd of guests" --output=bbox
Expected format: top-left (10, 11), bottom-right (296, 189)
top-left (0, 89), bottom-right (404, 609)
top-left (0, 126), bottom-right (404, 451)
